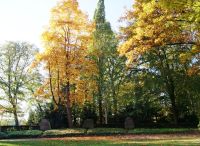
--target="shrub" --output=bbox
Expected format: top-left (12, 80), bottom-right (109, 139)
top-left (42, 129), bottom-right (85, 137)
top-left (87, 128), bottom-right (126, 135)
top-left (45, 104), bottom-right (68, 129)
top-left (6, 130), bottom-right (43, 138)
top-left (128, 128), bottom-right (195, 134)
top-left (5, 127), bottom-right (17, 132)
top-left (81, 102), bottom-right (97, 125)
top-left (0, 132), bottom-right (8, 139)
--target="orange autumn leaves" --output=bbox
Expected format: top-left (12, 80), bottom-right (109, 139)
top-left (35, 0), bottom-right (96, 107)
top-left (118, 0), bottom-right (200, 74)
top-left (34, 0), bottom-right (200, 108)
top-left (119, 0), bottom-right (193, 64)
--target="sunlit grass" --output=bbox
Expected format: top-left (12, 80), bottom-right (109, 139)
top-left (119, 138), bottom-right (200, 146)
top-left (0, 137), bottom-right (200, 146)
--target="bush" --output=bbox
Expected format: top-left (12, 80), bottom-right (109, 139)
top-left (87, 128), bottom-right (126, 135)
top-left (45, 105), bottom-right (68, 129)
top-left (4, 127), bottom-right (17, 132)
top-left (6, 130), bottom-right (43, 138)
top-left (81, 102), bottom-right (97, 125)
top-left (42, 129), bottom-right (85, 137)
top-left (0, 132), bottom-right (8, 139)
top-left (128, 128), bottom-right (195, 134)
top-left (178, 113), bottom-right (199, 128)
top-left (116, 103), bottom-right (162, 128)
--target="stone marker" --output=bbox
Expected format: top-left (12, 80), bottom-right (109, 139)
top-left (39, 119), bottom-right (51, 131)
top-left (124, 117), bottom-right (135, 129)
top-left (82, 119), bottom-right (94, 129)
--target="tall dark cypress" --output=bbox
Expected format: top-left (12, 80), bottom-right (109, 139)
top-left (94, 0), bottom-right (106, 24)
top-left (93, 0), bottom-right (107, 125)
top-left (93, 0), bottom-right (119, 125)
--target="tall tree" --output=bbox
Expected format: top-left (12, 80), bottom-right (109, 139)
top-left (0, 41), bottom-right (38, 127)
top-left (118, 0), bottom-right (199, 124)
top-left (92, 0), bottom-right (107, 124)
top-left (91, 0), bottom-right (127, 124)
top-left (37, 0), bottom-right (93, 128)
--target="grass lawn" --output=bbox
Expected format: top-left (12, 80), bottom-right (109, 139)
top-left (0, 135), bottom-right (200, 146)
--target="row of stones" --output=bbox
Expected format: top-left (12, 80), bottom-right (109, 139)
top-left (39, 117), bottom-right (135, 131)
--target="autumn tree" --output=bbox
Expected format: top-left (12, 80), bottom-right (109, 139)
top-left (37, 0), bottom-right (93, 128)
top-left (0, 41), bottom-right (39, 127)
top-left (119, 0), bottom-right (200, 125)
top-left (159, 0), bottom-right (200, 75)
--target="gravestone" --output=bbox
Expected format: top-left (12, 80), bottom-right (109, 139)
top-left (82, 119), bottom-right (94, 129)
top-left (124, 117), bottom-right (135, 129)
top-left (39, 119), bottom-right (51, 131)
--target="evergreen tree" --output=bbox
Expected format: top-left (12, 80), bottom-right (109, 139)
top-left (94, 0), bottom-right (105, 24)
top-left (92, 0), bottom-right (126, 124)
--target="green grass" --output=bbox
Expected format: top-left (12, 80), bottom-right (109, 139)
top-left (0, 137), bottom-right (200, 146)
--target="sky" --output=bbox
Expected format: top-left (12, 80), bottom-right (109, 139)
top-left (0, 0), bottom-right (133, 49)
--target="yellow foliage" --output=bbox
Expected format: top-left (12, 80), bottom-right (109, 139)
top-left (35, 0), bottom-right (96, 107)
top-left (118, 0), bottom-right (195, 66)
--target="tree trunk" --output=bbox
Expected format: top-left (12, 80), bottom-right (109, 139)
top-left (13, 104), bottom-right (19, 127)
top-left (166, 78), bottom-right (179, 125)
top-left (113, 91), bottom-right (118, 116)
top-left (170, 94), bottom-right (178, 125)
top-left (105, 105), bottom-right (108, 124)
top-left (158, 49), bottom-right (179, 125)
top-left (97, 58), bottom-right (104, 125)
top-left (66, 81), bottom-right (73, 128)
top-left (98, 91), bottom-right (103, 125)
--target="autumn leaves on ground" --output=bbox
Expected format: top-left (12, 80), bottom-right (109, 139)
top-left (0, 0), bottom-right (200, 145)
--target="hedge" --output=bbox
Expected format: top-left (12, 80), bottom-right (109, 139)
top-left (6, 130), bottom-right (43, 138)
top-left (87, 128), bottom-right (126, 135)
top-left (42, 129), bottom-right (85, 137)
top-left (0, 128), bottom-right (198, 139)
top-left (0, 132), bottom-right (8, 139)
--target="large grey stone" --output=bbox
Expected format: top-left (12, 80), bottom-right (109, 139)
top-left (124, 117), bottom-right (135, 129)
top-left (39, 119), bottom-right (51, 131)
top-left (82, 119), bottom-right (94, 129)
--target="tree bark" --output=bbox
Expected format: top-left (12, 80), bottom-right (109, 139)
top-left (166, 76), bottom-right (179, 125)
top-left (98, 88), bottom-right (103, 125)
top-left (97, 57), bottom-right (104, 125)
top-left (112, 89), bottom-right (118, 116)
top-left (66, 81), bottom-right (73, 128)
top-left (13, 104), bottom-right (19, 127)
top-left (48, 63), bottom-right (58, 106)
top-left (158, 49), bottom-right (179, 125)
